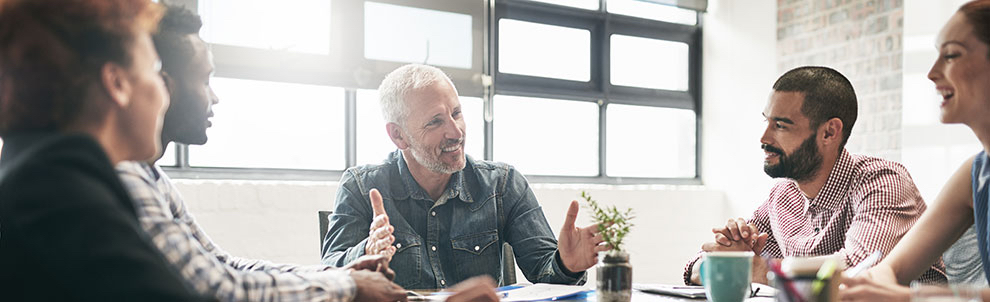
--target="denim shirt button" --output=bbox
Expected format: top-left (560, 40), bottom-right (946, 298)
top-left (474, 246), bottom-right (480, 251)
top-left (396, 243), bottom-right (402, 249)
top-left (431, 245), bottom-right (437, 252)
top-left (440, 279), bottom-right (446, 286)
top-left (431, 211), bottom-right (436, 217)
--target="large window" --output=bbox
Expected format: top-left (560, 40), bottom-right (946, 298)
top-left (492, 0), bottom-right (701, 182)
top-left (199, 0), bottom-right (332, 54)
top-left (188, 78), bottom-right (346, 170)
top-left (164, 0), bottom-right (703, 184)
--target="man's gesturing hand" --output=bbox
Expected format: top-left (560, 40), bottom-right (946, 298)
top-left (558, 200), bottom-right (609, 273)
top-left (365, 188), bottom-right (396, 259)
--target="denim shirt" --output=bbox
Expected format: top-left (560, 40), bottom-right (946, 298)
top-left (321, 151), bottom-right (585, 289)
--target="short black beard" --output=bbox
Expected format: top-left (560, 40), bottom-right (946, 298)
top-left (763, 133), bottom-right (823, 182)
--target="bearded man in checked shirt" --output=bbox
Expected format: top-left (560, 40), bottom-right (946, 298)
top-left (684, 66), bottom-right (946, 285)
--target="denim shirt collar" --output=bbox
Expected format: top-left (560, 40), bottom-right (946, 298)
top-left (394, 151), bottom-right (473, 204)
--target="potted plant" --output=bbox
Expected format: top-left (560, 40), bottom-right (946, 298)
top-left (581, 191), bottom-right (635, 302)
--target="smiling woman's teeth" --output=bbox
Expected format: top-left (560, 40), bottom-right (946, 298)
top-left (938, 89), bottom-right (954, 99)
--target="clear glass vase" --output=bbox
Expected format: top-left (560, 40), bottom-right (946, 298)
top-left (597, 251), bottom-right (632, 302)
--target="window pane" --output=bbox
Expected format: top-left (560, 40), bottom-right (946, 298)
top-left (529, 0), bottom-right (599, 10)
top-left (606, 104), bottom-right (695, 177)
top-left (158, 143), bottom-right (176, 167)
top-left (607, 0), bottom-right (697, 25)
top-left (364, 2), bottom-right (473, 69)
top-left (356, 90), bottom-right (484, 166)
top-left (494, 95), bottom-right (598, 176)
top-left (498, 19), bottom-right (591, 81)
top-left (199, 0), bottom-right (331, 54)
top-left (189, 78), bottom-right (345, 170)
top-left (610, 35), bottom-right (689, 91)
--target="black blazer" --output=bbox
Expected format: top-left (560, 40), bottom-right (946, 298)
top-left (0, 133), bottom-right (210, 301)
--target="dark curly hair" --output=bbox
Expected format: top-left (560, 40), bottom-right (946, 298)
top-left (0, 0), bottom-right (163, 136)
top-left (154, 4), bottom-right (204, 76)
top-left (772, 66), bottom-right (858, 150)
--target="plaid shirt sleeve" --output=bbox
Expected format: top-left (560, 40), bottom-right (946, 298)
top-left (117, 162), bottom-right (357, 302)
top-left (751, 184), bottom-right (785, 260)
top-left (838, 164), bottom-right (945, 283)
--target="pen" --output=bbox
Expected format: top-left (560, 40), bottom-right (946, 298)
top-left (843, 251), bottom-right (882, 278)
top-left (749, 287), bottom-right (761, 298)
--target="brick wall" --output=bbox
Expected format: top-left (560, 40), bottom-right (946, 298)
top-left (777, 0), bottom-right (904, 160)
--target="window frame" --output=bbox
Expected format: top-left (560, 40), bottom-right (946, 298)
top-left (491, 0), bottom-right (702, 184)
top-left (162, 0), bottom-right (703, 185)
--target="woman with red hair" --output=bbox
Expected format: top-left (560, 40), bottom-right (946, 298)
top-left (0, 0), bottom-right (208, 300)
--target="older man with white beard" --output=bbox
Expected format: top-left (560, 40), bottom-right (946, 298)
top-left (322, 64), bottom-right (607, 289)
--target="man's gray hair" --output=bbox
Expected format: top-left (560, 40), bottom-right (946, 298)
top-left (378, 64), bottom-right (455, 125)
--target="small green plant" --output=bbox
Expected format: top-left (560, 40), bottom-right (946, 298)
top-left (581, 191), bottom-right (634, 252)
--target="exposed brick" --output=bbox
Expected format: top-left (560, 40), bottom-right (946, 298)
top-left (830, 10), bottom-right (849, 24)
top-left (778, 0), bottom-right (904, 161)
top-left (866, 16), bottom-right (889, 35)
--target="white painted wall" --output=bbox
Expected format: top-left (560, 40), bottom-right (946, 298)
top-left (700, 0), bottom-right (778, 215)
top-left (169, 0), bottom-right (781, 288)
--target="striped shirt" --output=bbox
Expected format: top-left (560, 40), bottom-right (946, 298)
top-left (684, 150), bottom-right (946, 284)
top-left (117, 161), bottom-right (357, 302)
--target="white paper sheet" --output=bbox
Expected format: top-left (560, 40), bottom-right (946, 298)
top-left (501, 284), bottom-right (591, 302)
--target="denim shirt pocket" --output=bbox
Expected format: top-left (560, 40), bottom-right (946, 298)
top-left (391, 231), bottom-right (423, 289)
top-left (450, 230), bottom-right (501, 280)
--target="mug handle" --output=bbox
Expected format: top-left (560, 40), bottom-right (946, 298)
top-left (699, 260), bottom-right (707, 284)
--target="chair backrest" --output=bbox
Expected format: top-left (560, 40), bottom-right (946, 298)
top-left (319, 210), bottom-right (332, 255)
top-left (502, 242), bottom-right (517, 285)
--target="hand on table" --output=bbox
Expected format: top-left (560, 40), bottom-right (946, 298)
top-left (698, 218), bottom-right (771, 284)
top-left (711, 217), bottom-right (769, 253)
top-left (343, 254), bottom-right (395, 280)
top-left (365, 188), bottom-right (396, 260)
top-left (558, 200), bottom-right (610, 273)
top-left (446, 276), bottom-right (499, 302)
top-left (838, 273), bottom-right (910, 301)
top-left (350, 270), bottom-right (407, 302)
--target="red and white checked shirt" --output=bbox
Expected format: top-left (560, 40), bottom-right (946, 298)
top-left (684, 150), bottom-right (946, 284)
